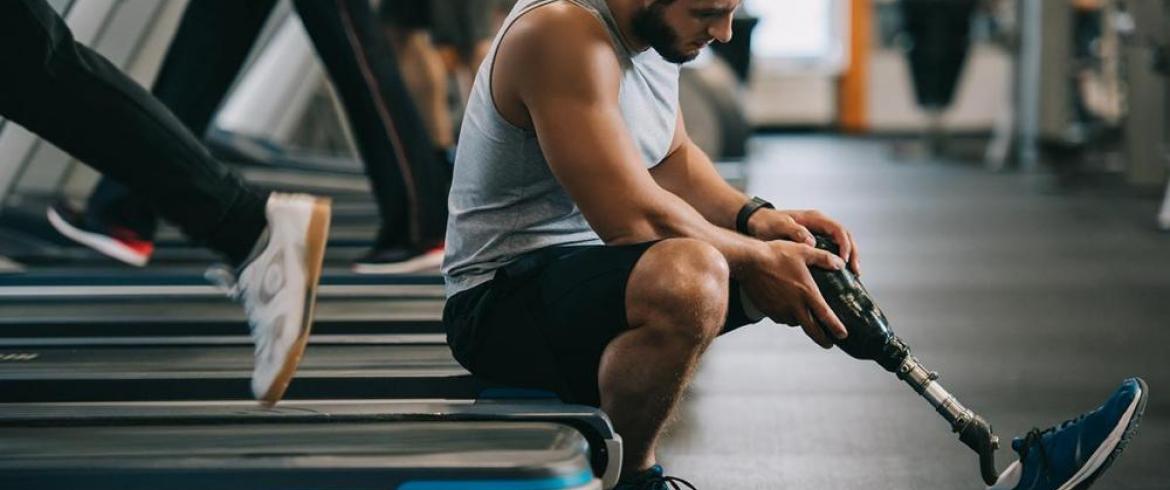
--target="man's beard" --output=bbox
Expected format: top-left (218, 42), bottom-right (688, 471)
top-left (631, 1), bottom-right (696, 64)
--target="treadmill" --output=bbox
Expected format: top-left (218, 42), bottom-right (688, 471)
top-left (0, 265), bottom-right (445, 300)
top-left (0, 185), bottom-right (417, 270)
top-left (0, 340), bottom-right (482, 403)
top-left (0, 294), bottom-right (445, 336)
top-left (0, 195), bottom-right (448, 305)
top-left (0, 399), bottom-right (623, 488)
top-left (0, 420), bottom-right (603, 490)
top-left (0, 8), bottom-right (618, 485)
top-left (0, 256), bottom-right (21, 275)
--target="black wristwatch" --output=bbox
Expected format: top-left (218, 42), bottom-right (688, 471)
top-left (736, 196), bottom-right (774, 235)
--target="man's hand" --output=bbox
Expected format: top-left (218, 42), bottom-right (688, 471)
top-left (747, 209), bottom-right (861, 276)
top-left (740, 241), bottom-right (849, 349)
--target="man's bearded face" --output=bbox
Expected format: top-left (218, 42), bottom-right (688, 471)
top-left (632, 0), bottom-right (703, 64)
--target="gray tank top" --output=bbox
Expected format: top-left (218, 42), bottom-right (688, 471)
top-left (442, 0), bottom-right (681, 296)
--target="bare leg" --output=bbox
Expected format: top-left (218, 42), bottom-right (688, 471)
top-left (385, 27), bottom-right (454, 149)
top-left (599, 239), bottom-right (730, 478)
top-left (469, 39), bottom-right (492, 75)
top-left (460, 39), bottom-right (493, 100)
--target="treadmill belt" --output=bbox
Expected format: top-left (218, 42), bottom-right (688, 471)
top-left (0, 421), bottom-right (600, 490)
top-left (0, 265), bottom-right (443, 287)
top-left (0, 256), bottom-right (23, 275)
top-left (0, 298), bottom-right (444, 336)
top-left (153, 222), bottom-right (381, 248)
top-left (0, 263), bottom-right (443, 300)
top-left (0, 343), bottom-right (481, 402)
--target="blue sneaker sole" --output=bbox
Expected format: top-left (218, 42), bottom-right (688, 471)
top-left (1073, 377), bottom-right (1148, 490)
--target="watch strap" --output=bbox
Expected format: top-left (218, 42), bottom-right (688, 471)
top-left (736, 196), bottom-right (774, 235)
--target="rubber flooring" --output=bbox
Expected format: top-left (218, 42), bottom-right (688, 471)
top-left (657, 136), bottom-right (1170, 489)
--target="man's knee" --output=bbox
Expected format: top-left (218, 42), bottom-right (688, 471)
top-left (626, 238), bottom-right (729, 343)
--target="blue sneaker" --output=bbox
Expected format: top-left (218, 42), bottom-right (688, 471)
top-left (614, 465), bottom-right (697, 490)
top-left (993, 378), bottom-right (1148, 490)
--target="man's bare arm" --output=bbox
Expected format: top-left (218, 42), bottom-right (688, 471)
top-left (651, 111), bottom-right (750, 231)
top-left (652, 111), bottom-right (862, 272)
top-left (497, 5), bottom-right (768, 271)
top-left (492, 4), bottom-right (848, 344)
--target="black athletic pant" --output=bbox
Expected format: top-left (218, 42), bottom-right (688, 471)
top-left (89, 0), bottom-right (448, 250)
top-left (0, 0), bottom-right (266, 265)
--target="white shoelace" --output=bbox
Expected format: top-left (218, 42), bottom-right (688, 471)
top-left (205, 264), bottom-right (242, 300)
top-left (204, 264), bottom-right (263, 343)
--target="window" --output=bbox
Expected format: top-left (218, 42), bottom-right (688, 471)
top-left (744, 0), bottom-right (846, 70)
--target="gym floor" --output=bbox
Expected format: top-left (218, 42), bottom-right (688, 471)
top-left (658, 135), bottom-right (1170, 489)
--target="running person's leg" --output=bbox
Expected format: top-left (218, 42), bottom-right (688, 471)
top-left (293, 0), bottom-right (449, 272)
top-left (51, 178), bottom-right (157, 266)
top-left (380, 0), bottom-right (455, 152)
top-left (1, 0), bottom-right (267, 262)
top-left (51, 0), bottom-right (279, 266)
top-left (444, 239), bottom-right (760, 483)
top-left (431, 0), bottom-right (500, 100)
top-left (149, 0), bottom-right (279, 136)
top-left (0, 0), bottom-right (330, 404)
top-left (66, 0), bottom-right (448, 274)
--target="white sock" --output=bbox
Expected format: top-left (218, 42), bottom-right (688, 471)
top-left (987, 460), bottom-right (1022, 489)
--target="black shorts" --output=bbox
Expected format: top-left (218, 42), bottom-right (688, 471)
top-left (443, 242), bottom-right (758, 407)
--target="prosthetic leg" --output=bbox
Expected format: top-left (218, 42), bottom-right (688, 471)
top-left (808, 235), bottom-right (1001, 485)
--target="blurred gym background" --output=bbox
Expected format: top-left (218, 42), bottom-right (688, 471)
top-left (6, 0), bottom-right (1166, 223)
top-left (0, 1), bottom-right (1167, 488)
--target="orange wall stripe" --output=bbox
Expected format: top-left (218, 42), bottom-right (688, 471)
top-left (839, 0), bottom-right (872, 132)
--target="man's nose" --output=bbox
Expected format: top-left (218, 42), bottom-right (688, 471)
top-left (709, 14), bottom-right (734, 43)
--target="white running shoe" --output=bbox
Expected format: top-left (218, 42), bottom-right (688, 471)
top-left (210, 193), bottom-right (331, 406)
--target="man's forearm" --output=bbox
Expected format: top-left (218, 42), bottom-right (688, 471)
top-left (652, 140), bottom-right (752, 231)
top-left (678, 175), bottom-right (749, 231)
top-left (614, 187), bottom-right (767, 277)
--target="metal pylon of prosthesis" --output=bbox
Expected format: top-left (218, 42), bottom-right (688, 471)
top-left (808, 235), bottom-right (1001, 485)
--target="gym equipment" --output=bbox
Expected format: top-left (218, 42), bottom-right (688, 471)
top-left (900, 0), bottom-right (977, 112)
top-left (0, 0), bottom-right (169, 207)
top-left (0, 297), bottom-right (443, 335)
top-left (0, 202), bottom-right (225, 266)
top-left (0, 256), bottom-right (22, 275)
top-left (0, 265), bottom-right (443, 300)
top-left (207, 129), bottom-right (366, 179)
top-left (0, 195), bottom-right (387, 263)
top-left (708, 14), bottom-right (760, 83)
top-left (898, 0), bottom-right (978, 156)
top-left (1119, 0), bottom-right (1170, 229)
top-left (0, 420), bottom-right (602, 490)
top-left (680, 59), bottom-right (752, 161)
top-left (0, 399), bottom-right (623, 488)
top-left (0, 342), bottom-right (477, 403)
top-left (808, 235), bottom-right (1000, 485)
top-left (0, 3), bottom-right (403, 265)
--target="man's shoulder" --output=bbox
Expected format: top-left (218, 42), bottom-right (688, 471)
top-left (503, 1), bottom-right (618, 63)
